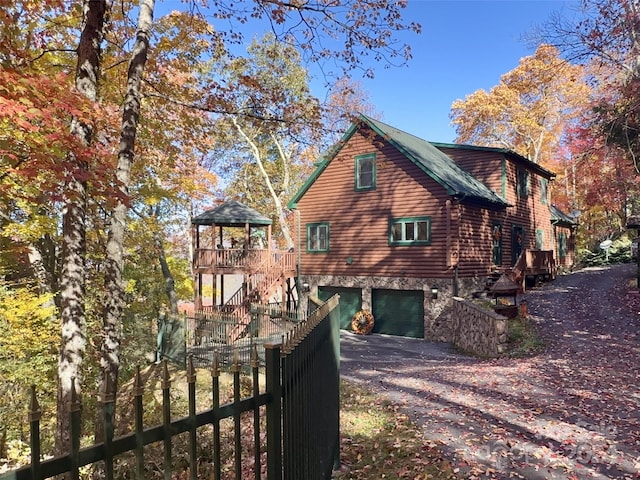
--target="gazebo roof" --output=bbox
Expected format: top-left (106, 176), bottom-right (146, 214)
top-left (191, 200), bottom-right (273, 227)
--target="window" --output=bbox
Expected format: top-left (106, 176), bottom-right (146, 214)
top-left (517, 168), bottom-right (530, 198)
top-left (536, 229), bottom-right (544, 250)
top-left (355, 154), bottom-right (376, 191)
top-left (558, 232), bottom-right (567, 259)
top-left (540, 178), bottom-right (548, 205)
top-left (492, 223), bottom-right (503, 265)
top-left (307, 223), bottom-right (329, 252)
top-left (389, 217), bottom-right (431, 245)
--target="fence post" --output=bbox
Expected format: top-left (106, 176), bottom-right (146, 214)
top-left (29, 385), bottom-right (41, 480)
top-left (231, 349), bottom-right (242, 479)
top-left (101, 370), bottom-right (116, 480)
top-left (211, 353), bottom-right (221, 480)
top-left (134, 367), bottom-right (145, 479)
top-left (70, 378), bottom-right (81, 480)
top-left (251, 345), bottom-right (261, 480)
top-left (264, 343), bottom-right (282, 480)
top-left (162, 360), bottom-right (172, 480)
top-left (187, 356), bottom-right (197, 480)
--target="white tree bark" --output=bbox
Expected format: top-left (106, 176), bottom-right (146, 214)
top-left (56, 0), bottom-right (110, 457)
top-left (231, 117), bottom-right (295, 249)
top-left (99, 0), bottom-right (155, 435)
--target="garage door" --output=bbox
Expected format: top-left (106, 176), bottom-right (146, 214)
top-left (371, 289), bottom-right (424, 338)
top-left (318, 286), bottom-right (362, 330)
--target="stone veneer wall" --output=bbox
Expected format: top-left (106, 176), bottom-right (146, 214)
top-left (300, 274), bottom-right (487, 341)
top-left (450, 297), bottom-right (508, 357)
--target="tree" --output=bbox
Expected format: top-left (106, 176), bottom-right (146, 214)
top-left (213, 34), bottom-right (321, 248)
top-left (559, 121), bottom-right (640, 248)
top-left (320, 76), bottom-right (381, 149)
top-left (542, 0), bottom-right (640, 172)
top-left (1, 0), bottom-right (420, 456)
top-left (0, 282), bottom-right (57, 454)
top-left (98, 0), bottom-right (154, 433)
top-left (56, 0), bottom-right (110, 456)
top-left (450, 44), bottom-right (589, 169)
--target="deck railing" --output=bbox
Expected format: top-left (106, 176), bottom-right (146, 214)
top-left (0, 295), bottom-right (340, 480)
top-left (195, 249), bottom-right (296, 272)
top-left (169, 303), bottom-right (306, 367)
top-left (511, 249), bottom-right (557, 291)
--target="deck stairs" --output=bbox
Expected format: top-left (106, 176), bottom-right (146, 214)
top-left (485, 249), bottom-right (556, 294)
top-left (223, 254), bottom-right (292, 342)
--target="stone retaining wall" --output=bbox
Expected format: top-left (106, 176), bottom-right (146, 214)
top-left (451, 297), bottom-right (508, 357)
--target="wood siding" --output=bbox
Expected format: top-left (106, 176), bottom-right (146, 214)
top-left (553, 224), bottom-right (576, 269)
top-left (296, 128), bottom-right (454, 278)
top-left (438, 146), bottom-right (554, 268)
top-left (457, 205), bottom-right (505, 276)
top-left (437, 148), bottom-right (506, 199)
top-left (296, 131), bottom-right (558, 281)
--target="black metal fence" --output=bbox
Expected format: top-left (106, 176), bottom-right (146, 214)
top-left (0, 295), bottom-right (340, 480)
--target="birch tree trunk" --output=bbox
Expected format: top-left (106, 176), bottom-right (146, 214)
top-left (231, 118), bottom-right (295, 249)
top-left (98, 0), bottom-right (154, 436)
top-left (56, 0), bottom-right (109, 457)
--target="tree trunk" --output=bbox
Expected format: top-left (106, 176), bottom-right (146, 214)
top-left (232, 118), bottom-right (295, 249)
top-left (154, 223), bottom-right (179, 315)
top-left (55, 0), bottom-right (108, 457)
top-left (97, 0), bottom-right (154, 439)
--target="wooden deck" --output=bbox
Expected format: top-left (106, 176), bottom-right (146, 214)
top-left (510, 249), bottom-right (556, 291)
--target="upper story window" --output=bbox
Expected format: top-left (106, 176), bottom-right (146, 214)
top-left (540, 178), bottom-right (548, 205)
top-left (517, 168), bottom-right (530, 198)
top-left (307, 223), bottom-right (329, 252)
top-left (355, 153), bottom-right (376, 191)
top-left (389, 216), bottom-right (431, 245)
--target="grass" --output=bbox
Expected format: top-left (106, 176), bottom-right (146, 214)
top-left (334, 380), bottom-right (459, 480)
top-left (470, 298), bottom-right (545, 358)
top-left (507, 315), bottom-right (545, 357)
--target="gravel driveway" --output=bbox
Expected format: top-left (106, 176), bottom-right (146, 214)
top-left (340, 263), bottom-right (640, 479)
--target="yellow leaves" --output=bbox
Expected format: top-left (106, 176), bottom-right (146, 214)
top-left (451, 44), bottom-right (590, 167)
top-left (0, 284), bottom-right (57, 362)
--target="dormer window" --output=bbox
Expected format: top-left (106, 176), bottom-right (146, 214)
top-left (355, 153), bottom-right (376, 191)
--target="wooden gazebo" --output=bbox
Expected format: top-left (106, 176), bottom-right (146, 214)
top-left (191, 201), bottom-right (297, 328)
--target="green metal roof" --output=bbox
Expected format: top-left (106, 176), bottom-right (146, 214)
top-left (192, 200), bottom-right (273, 226)
top-left (288, 114), bottom-right (509, 209)
top-left (550, 204), bottom-right (577, 226)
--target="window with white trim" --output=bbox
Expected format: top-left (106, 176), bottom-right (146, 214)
top-left (389, 217), bottom-right (431, 245)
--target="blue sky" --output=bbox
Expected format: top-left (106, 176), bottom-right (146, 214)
top-left (157, 0), bottom-right (580, 143)
top-left (356, 0), bottom-right (580, 143)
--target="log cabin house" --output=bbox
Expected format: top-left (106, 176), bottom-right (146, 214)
top-left (287, 114), bottom-right (576, 340)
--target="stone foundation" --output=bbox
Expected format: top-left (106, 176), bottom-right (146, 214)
top-left (300, 274), bottom-right (487, 341)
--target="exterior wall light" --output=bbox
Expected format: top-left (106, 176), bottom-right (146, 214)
top-left (431, 285), bottom-right (438, 300)
top-left (302, 282), bottom-right (310, 292)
